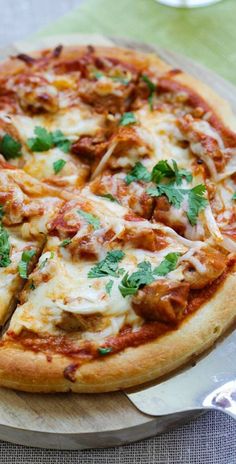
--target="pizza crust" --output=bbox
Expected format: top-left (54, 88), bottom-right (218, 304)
top-left (0, 40), bottom-right (235, 392)
top-left (0, 268), bottom-right (235, 393)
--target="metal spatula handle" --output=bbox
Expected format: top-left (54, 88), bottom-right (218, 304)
top-left (125, 330), bottom-right (236, 420)
top-left (203, 380), bottom-right (236, 420)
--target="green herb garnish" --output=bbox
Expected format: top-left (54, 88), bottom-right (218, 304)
top-left (153, 252), bottom-right (181, 277)
top-left (119, 261), bottom-right (154, 297)
top-left (59, 238), bottom-right (72, 247)
top-left (29, 281), bottom-right (36, 290)
top-left (232, 192), bottom-right (236, 200)
top-left (125, 160), bottom-right (192, 186)
top-left (88, 250), bottom-right (125, 279)
top-left (0, 205), bottom-right (4, 220)
top-left (77, 209), bottom-right (100, 230)
top-left (125, 162), bottom-right (151, 185)
top-left (0, 224), bottom-right (11, 268)
top-left (98, 193), bottom-right (120, 203)
top-left (53, 159), bottom-right (66, 174)
top-left (98, 347), bottom-right (113, 355)
top-left (105, 279), bottom-right (114, 295)
top-left (0, 134), bottom-right (22, 160)
top-left (119, 112), bottom-right (137, 126)
top-left (27, 127), bottom-right (71, 153)
top-left (94, 71), bottom-right (130, 85)
top-left (147, 183), bottom-right (207, 226)
top-left (51, 130), bottom-right (72, 153)
top-left (141, 74), bottom-right (156, 110)
top-left (119, 253), bottom-right (180, 297)
top-left (18, 249), bottom-right (36, 279)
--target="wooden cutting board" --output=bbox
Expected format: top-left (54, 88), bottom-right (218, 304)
top-left (0, 33), bottom-right (235, 450)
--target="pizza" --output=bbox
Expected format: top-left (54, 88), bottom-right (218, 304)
top-left (0, 43), bottom-right (235, 392)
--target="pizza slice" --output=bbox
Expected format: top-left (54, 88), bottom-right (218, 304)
top-left (0, 159), bottom-right (67, 325)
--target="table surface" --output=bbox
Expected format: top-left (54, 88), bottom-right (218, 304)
top-left (0, 0), bottom-right (236, 463)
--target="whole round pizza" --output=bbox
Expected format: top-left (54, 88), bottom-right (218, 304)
top-left (0, 43), bottom-right (235, 392)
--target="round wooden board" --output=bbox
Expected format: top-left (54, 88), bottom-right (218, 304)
top-left (0, 34), bottom-right (235, 450)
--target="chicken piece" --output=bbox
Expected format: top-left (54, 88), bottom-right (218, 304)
top-left (132, 279), bottom-right (190, 325)
top-left (71, 135), bottom-right (109, 162)
top-left (122, 227), bottom-right (167, 252)
top-left (182, 247), bottom-right (226, 289)
top-left (152, 196), bottom-right (186, 236)
top-left (78, 78), bottom-right (134, 114)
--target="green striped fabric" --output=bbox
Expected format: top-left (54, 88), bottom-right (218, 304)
top-left (38, 0), bottom-right (236, 85)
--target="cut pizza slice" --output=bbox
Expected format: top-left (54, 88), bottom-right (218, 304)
top-left (0, 189), bottom-right (229, 392)
top-left (0, 159), bottom-right (67, 325)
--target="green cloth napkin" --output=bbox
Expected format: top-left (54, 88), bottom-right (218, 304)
top-left (38, 0), bottom-right (236, 85)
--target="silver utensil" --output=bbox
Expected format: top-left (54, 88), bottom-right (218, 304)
top-left (125, 328), bottom-right (236, 420)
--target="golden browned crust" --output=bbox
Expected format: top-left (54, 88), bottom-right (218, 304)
top-left (0, 39), bottom-right (235, 392)
top-left (0, 269), bottom-right (235, 393)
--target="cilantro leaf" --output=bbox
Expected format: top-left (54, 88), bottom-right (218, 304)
top-left (125, 162), bottom-right (151, 185)
top-left (77, 209), bottom-right (100, 230)
top-left (27, 127), bottom-right (71, 153)
top-left (98, 193), bottom-right (120, 203)
top-left (98, 347), bottom-right (112, 355)
top-left (94, 71), bottom-right (104, 79)
top-left (147, 182), bottom-right (207, 225)
top-left (18, 249), bottom-right (36, 279)
top-left (94, 71), bottom-right (130, 85)
top-left (0, 224), bottom-right (11, 268)
top-left (187, 184), bottom-right (208, 226)
top-left (141, 74), bottom-right (156, 110)
top-left (232, 192), bottom-right (236, 200)
top-left (27, 126), bottom-right (53, 152)
top-left (51, 130), bottom-right (71, 153)
top-left (125, 160), bottom-right (192, 186)
top-left (119, 112), bottom-right (137, 126)
top-left (88, 250), bottom-right (125, 279)
top-left (29, 280), bottom-right (36, 290)
top-left (172, 160), bottom-right (192, 185)
top-left (151, 160), bottom-right (175, 184)
top-left (59, 238), bottom-right (72, 247)
top-left (119, 261), bottom-right (154, 297)
top-left (147, 184), bottom-right (185, 208)
top-left (151, 160), bottom-right (192, 185)
top-left (53, 159), bottom-right (66, 174)
top-left (105, 279), bottom-right (114, 295)
top-left (0, 205), bottom-right (4, 220)
top-left (0, 134), bottom-right (22, 160)
top-left (153, 252), bottom-right (180, 277)
top-left (119, 254), bottom-right (180, 297)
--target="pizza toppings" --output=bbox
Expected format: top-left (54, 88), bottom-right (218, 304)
top-left (18, 249), bottom-right (36, 279)
top-left (119, 112), bottom-right (137, 126)
top-left (182, 246), bottom-right (227, 289)
top-left (0, 223), bottom-right (11, 267)
top-left (0, 44), bottom-right (235, 390)
top-left (132, 279), bottom-right (189, 325)
top-left (0, 134), bottom-right (22, 160)
top-left (119, 252), bottom-right (180, 297)
top-left (27, 126), bottom-right (71, 153)
top-left (88, 250), bottom-right (125, 278)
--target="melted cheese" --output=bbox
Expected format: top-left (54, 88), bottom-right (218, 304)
top-left (8, 214), bottom-right (191, 340)
top-left (0, 226), bottom-right (39, 323)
